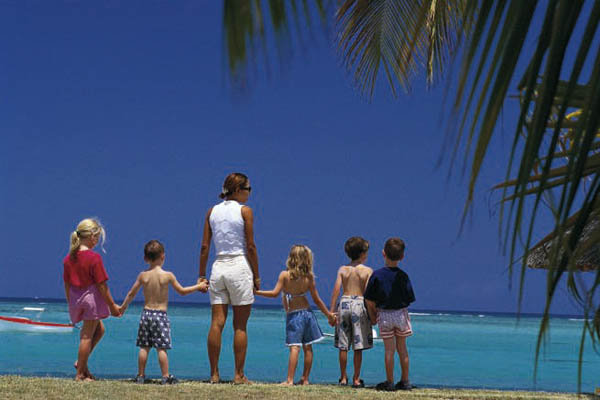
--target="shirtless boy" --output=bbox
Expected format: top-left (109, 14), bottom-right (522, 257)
top-left (329, 237), bottom-right (373, 387)
top-left (120, 240), bottom-right (207, 384)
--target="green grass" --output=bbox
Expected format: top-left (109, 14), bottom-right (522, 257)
top-left (1, 376), bottom-right (597, 400)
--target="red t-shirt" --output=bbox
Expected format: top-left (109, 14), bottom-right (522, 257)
top-left (63, 250), bottom-right (109, 288)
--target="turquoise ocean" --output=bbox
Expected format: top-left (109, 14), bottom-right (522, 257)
top-left (0, 298), bottom-right (598, 393)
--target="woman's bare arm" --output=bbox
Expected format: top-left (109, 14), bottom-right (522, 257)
top-left (241, 206), bottom-right (260, 290)
top-left (198, 208), bottom-right (213, 288)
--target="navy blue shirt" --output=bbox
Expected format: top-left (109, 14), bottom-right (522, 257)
top-left (364, 266), bottom-right (415, 310)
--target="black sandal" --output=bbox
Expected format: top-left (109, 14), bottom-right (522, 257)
top-left (375, 380), bottom-right (395, 391)
top-left (352, 379), bottom-right (365, 388)
top-left (395, 380), bottom-right (412, 390)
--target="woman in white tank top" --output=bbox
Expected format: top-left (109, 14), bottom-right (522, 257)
top-left (198, 172), bottom-right (260, 384)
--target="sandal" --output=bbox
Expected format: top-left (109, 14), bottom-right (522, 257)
top-left (352, 379), bottom-right (365, 388)
top-left (395, 380), bottom-right (412, 391)
top-left (134, 375), bottom-right (148, 384)
top-left (375, 380), bottom-right (395, 391)
top-left (161, 375), bottom-right (178, 385)
top-left (338, 378), bottom-right (348, 386)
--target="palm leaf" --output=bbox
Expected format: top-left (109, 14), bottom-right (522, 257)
top-left (222, 0), bottom-right (331, 89)
top-left (454, 0), bottom-right (600, 391)
top-left (336, 0), bottom-right (466, 97)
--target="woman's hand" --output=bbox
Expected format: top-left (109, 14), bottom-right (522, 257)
top-left (253, 277), bottom-right (261, 291)
top-left (197, 277), bottom-right (209, 292)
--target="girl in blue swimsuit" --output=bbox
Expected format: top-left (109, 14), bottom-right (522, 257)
top-left (256, 245), bottom-right (336, 385)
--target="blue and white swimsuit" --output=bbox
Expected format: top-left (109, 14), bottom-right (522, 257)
top-left (136, 309), bottom-right (172, 349)
top-left (284, 293), bottom-right (324, 346)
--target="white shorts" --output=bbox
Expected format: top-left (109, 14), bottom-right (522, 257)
top-left (209, 255), bottom-right (254, 306)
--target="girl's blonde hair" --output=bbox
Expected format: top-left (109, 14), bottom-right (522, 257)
top-left (286, 245), bottom-right (314, 280)
top-left (69, 218), bottom-right (106, 257)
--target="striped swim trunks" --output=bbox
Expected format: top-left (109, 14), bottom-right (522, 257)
top-left (377, 307), bottom-right (412, 339)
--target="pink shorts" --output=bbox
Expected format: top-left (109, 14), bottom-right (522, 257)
top-left (377, 307), bottom-right (413, 339)
top-left (68, 284), bottom-right (109, 324)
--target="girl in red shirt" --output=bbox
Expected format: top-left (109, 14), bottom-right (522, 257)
top-left (63, 218), bottom-right (120, 381)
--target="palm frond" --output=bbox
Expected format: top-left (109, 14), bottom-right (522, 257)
top-left (222, 0), bottom-right (331, 89)
top-left (454, 0), bottom-right (600, 391)
top-left (336, 0), bottom-right (466, 97)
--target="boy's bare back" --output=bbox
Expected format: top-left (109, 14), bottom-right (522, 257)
top-left (339, 264), bottom-right (373, 296)
top-left (120, 265), bottom-right (204, 315)
top-left (139, 267), bottom-right (173, 311)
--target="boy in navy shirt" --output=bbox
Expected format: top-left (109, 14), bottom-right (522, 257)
top-left (364, 238), bottom-right (415, 391)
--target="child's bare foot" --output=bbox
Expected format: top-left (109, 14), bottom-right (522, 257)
top-left (74, 361), bottom-right (95, 380)
top-left (233, 375), bottom-right (252, 385)
top-left (75, 374), bottom-right (93, 382)
top-left (279, 381), bottom-right (293, 386)
top-left (209, 374), bottom-right (220, 384)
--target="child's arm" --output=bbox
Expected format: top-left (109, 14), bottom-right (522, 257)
top-left (282, 292), bottom-right (289, 313)
top-left (170, 272), bottom-right (205, 295)
top-left (365, 299), bottom-right (377, 325)
top-left (96, 281), bottom-right (121, 317)
top-left (120, 273), bottom-right (143, 315)
top-left (309, 277), bottom-right (336, 326)
top-left (64, 281), bottom-right (71, 304)
top-left (362, 267), bottom-right (374, 293)
top-left (255, 271), bottom-right (286, 298)
top-left (329, 267), bottom-right (343, 313)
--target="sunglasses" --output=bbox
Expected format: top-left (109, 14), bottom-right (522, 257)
top-left (241, 186), bottom-right (252, 192)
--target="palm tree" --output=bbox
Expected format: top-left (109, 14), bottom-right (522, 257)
top-left (222, 0), bottom-right (600, 389)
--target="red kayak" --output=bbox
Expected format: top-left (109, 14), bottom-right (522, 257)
top-left (0, 315), bottom-right (74, 332)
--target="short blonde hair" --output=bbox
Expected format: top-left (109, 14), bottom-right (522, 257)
top-left (286, 245), bottom-right (314, 280)
top-left (69, 218), bottom-right (106, 257)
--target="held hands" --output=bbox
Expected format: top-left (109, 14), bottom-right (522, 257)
top-left (369, 311), bottom-right (377, 326)
top-left (327, 312), bottom-right (337, 327)
top-left (110, 303), bottom-right (122, 318)
top-left (198, 280), bottom-right (209, 293)
top-left (253, 277), bottom-right (261, 291)
top-left (197, 277), bottom-right (209, 293)
top-left (118, 304), bottom-right (128, 316)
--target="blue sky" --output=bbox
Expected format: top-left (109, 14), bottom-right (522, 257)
top-left (0, 1), bottom-right (591, 314)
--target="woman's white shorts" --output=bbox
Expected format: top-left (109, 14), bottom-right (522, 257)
top-left (209, 255), bottom-right (254, 306)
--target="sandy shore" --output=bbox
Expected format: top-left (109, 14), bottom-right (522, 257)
top-left (1, 375), bottom-right (592, 399)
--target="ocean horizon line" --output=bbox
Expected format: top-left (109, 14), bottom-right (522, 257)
top-left (0, 296), bottom-right (585, 319)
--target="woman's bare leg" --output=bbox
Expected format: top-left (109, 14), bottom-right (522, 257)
top-left (232, 304), bottom-right (252, 384)
top-left (208, 304), bottom-right (228, 383)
